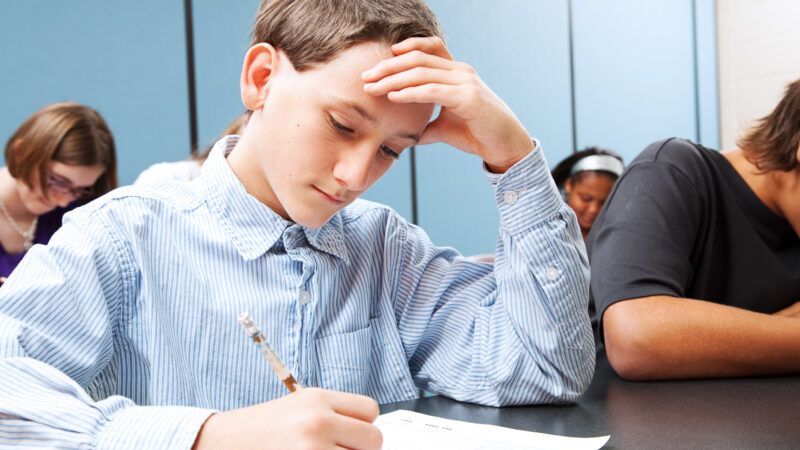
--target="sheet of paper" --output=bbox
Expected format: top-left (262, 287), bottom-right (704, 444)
top-left (376, 410), bottom-right (609, 450)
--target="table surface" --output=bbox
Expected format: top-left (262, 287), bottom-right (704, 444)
top-left (380, 353), bottom-right (800, 449)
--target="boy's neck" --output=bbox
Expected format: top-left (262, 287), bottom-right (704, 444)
top-left (225, 134), bottom-right (290, 221)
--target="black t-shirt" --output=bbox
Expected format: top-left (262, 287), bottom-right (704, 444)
top-left (589, 138), bottom-right (800, 341)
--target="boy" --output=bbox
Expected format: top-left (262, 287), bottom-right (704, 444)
top-left (590, 78), bottom-right (800, 381)
top-left (0, 0), bottom-right (593, 448)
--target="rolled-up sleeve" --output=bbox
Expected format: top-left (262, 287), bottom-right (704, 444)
top-left (393, 143), bottom-right (594, 406)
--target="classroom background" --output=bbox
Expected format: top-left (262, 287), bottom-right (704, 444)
top-left (1, 0), bottom-right (798, 255)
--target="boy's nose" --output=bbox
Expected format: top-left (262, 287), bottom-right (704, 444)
top-left (333, 147), bottom-right (374, 192)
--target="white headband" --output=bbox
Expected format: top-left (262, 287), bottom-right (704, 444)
top-left (570, 155), bottom-right (624, 177)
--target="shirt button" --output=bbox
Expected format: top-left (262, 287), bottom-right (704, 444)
top-left (546, 266), bottom-right (560, 281)
top-left (503, 191), bottom-right (518, 205)
top-left (298, 289), bottom-right (311, 305)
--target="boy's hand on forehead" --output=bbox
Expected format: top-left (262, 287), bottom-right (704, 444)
top-left (362, 36), bottom-right (534, 173)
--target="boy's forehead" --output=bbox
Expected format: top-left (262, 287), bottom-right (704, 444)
top-left (325, 42), bottom-right (393, 76)
top-left (297, 43), bottom-right (433, 131)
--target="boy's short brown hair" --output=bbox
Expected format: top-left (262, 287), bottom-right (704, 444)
top-left (252, 0), bottom-right (443, 71)
top-left (738, 77), bottom-right (800, 172)
top-left (4, 102), bottom-right (118, 201)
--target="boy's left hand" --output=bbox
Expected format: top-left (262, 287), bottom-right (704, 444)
top-left (362, 36), bottom-right (534, 173)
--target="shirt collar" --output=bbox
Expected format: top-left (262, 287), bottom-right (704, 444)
top-left (201, 136), bottom-right (348, 262)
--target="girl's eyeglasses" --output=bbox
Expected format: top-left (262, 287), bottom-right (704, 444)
top-left (45, 170), bottom-right (94, 199)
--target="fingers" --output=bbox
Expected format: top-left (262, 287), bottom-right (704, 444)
top-left (309, 389), bottom-right (381, 450)
top-left (362, 49), bottom-right (462, 83)
top-left (391, 36), bottom-right (452, 60)
top-left (364, 66), bottom-right (467, 98)
top-left (331, 415), bottom-right (383, 450)
top-left (386, 83), bottom-right (468, 111)
top-left (320, 389), bottom-right (380, 423)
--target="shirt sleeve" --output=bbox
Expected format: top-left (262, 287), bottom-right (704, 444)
top-left (0, 207), bottom-right (213, 449)
top-left (588, 143), bottom-right (704, 342)
top-left (392, 143), bottom-right (594, 406)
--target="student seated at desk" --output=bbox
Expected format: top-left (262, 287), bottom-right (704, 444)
top-left (0, 102), bottom-right (117, 281)
top-left (551, 148), bottom-right (624, 241)
top-left (0, 0), bottom-right (593, 448)
top-left (589, 77), bottom-right (800, 381)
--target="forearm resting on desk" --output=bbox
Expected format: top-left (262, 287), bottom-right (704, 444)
top-left (603, 295), bottom-right (800, 380)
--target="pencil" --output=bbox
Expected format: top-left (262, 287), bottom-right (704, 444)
top-left (237, 312), bottom-right (303, 392)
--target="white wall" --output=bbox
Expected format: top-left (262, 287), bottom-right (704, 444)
top-left (718, 0), bottom-right (800, 150)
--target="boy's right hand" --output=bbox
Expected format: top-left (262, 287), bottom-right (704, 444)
top-left (193, 388), bottom-right (382, 450)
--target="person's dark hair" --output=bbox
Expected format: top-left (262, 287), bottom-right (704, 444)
top-left (4, 102), bottom-right (118, 202)
top-left (551, 147), bottom-right (624, 189)
top-left (738, 77), bottom-right (800, 172)
top-left (251, 0), bottom-right (444, 72)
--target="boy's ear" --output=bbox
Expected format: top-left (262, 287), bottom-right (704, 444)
top-left (241, 43), bottom-right (279, 111)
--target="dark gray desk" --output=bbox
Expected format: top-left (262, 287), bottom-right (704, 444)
top-left (380, 354), bottom-right (800, 449)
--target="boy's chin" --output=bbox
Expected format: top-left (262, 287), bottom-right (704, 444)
top-left (289, 209), bottom-right (338, 229)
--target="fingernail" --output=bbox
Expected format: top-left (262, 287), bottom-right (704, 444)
top-left (362, 69), bottom-right (374, 79)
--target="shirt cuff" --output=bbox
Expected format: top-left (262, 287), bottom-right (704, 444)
top-left (97, 403), bottom-right (216, 449)
top-left (484, 140), bottom-right (563, 235)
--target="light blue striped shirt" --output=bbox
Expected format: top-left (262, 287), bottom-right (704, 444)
top-left (0, 136), bottom-right (593, 448)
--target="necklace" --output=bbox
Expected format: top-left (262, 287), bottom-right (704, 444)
top-left (0, 198), bottom-right (37, 250)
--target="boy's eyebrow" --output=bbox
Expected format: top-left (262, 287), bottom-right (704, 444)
top-left (339, 100), bottom-right (421, 142)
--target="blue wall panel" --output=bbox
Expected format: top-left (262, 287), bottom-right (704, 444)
top-left (571, 0), bottom-right (698, 163)
top-left (192, 0), bottom-right (258, 150)
top-left (419, 0), bottom-right (574, 255)
top-left (0, 0), bottom-right (190, 185)
top-left (695, 0), bottom-right (720, 150)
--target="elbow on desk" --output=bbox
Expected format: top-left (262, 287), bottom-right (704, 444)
top-left (512, 342), bottom-right (595, 406)
top-left (603, 301), bottom-right (668, 381)
top-left (556, 342), bottom-right (596, 403)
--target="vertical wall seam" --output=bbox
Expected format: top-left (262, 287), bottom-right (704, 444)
top-left (567, 0), bottom-right (578, 153)
top-left (409, 147), bottom-right (419, 225)
top-left (691, 0), bottom-right (702, 143)
top-left (183, 0), bottom-right (199, 155)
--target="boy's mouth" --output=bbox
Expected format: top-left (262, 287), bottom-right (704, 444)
top-left (313, 186), bottom-right (347, 204)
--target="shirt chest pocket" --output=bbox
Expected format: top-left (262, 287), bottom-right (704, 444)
top-left (314, 323), bottom-right (373, 395)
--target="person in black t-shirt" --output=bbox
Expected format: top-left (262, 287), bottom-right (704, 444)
top-left (589, 77), bottom-right (800, 380)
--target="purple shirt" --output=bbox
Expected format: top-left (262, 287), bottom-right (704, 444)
top-left (0, 205), bottom-right (72, 278)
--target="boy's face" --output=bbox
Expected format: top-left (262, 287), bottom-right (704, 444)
top-left (239, 42), bottom-right (434, 228)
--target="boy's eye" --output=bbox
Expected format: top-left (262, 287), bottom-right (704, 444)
top-left (380, 145), bottom-right (401, 160)
top-left (328, 114), bottom-right (400, 160)
top-left (328, 115), bottom-right (354, 134)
